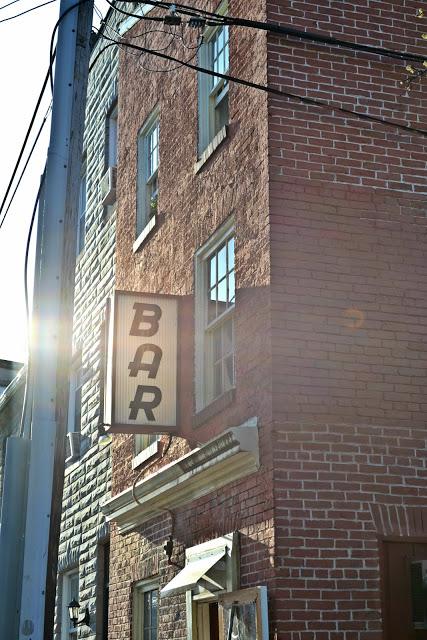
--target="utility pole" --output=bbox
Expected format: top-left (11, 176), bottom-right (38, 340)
top-left (17, 0), bottom-right (93, 637)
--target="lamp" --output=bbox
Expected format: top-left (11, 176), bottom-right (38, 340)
top-left (68, 599), bottom-right (90, 628)
top-left (97, 422), bottom-right (112, 448)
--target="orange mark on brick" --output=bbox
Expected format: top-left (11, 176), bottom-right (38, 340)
top-left (343, 307), bottom-right (365, 329)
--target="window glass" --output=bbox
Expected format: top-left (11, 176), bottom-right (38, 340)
top-left (221, 602), bottom-right (256, 640)
top-left (195, 219), bottom-right (235, 410)
top-left (207, 238), bottom-right (235, 325)
top-left (62, 571), bottom-right (79, 640)
top-left (107, 104), bottom-right (118, 167)
top-left (137, 114), bottom-right (159, 237)
top-left (204, 231), bottom-right (235, 403)
top-left (134, 584), bottom-right (158, 640)
top-left (411, 560), bottom-right (427, 629)
top-left (198, 2), bottom-right (229, 154)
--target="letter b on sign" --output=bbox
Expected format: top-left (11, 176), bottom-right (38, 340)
top-left (129, 303), bottom-right (162, 337)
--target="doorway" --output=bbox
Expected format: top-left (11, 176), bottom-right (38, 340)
top-left (196, 602), bottom-right (219, 640)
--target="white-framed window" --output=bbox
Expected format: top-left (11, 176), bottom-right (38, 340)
top-left (68, 363), bottom-right (83, 435)
top-left (195, 218), bottom-right (235, 411)
top-left (77, 169), bottom-right (87, 255)
top-left (66, 355), bottom-right (83, 462)
top-left (136, 110), bottom-right (159, 246)
top-left (61, 570), bottom-right (79, 640)
top-left (132, 434), bottom-right (160, 469)
top-left (133, 580), bottom-right (159, 640)
top-left (106, 102), bottom-right (118, 168)
top-left (198, 1), bottom-right (229, 155)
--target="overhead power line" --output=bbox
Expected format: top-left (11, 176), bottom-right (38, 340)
top-left (1, 104), bottom-right (51, 225)
top-left (0, 0), bottom-right (24, 11)
top-left (100, 34), bottom-right (427, 138)
top-left (134, 0), bottom-right (427, 64)
top-left (0, 61), bottom-right (54, 231)
top-left (0, 0), bottom-right (57, 24)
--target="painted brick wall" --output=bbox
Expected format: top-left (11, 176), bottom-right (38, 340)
top-left (267, 1), bottom-right (427, 639)
top-left (53, 14), bottom-right (120, 639)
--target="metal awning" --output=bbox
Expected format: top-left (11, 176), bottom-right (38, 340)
top-left (161, 549), bottom-right (226, 597)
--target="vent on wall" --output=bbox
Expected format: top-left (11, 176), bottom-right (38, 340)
top-left (100, 166), bottom-right (117, 206)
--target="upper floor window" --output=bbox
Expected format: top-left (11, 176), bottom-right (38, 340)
top-left (136, 111), bottom-right (159, 243)
top-left (132, 433), bottom-right (159, 469)
top-left (77, 170), bottom-right (86, 255)
top-left (195, 218), bottom-right (235, 410)
top-left (102, 102), bottom-right (118, 210)
top-left (66, 354), bottom-right (83, 463)
top-left (198, 2), bottom-right (229, 154)
top-left (106, 102), bottom-right (118, 168)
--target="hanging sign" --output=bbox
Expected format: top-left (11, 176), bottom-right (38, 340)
top-left (105, 290), bottom-right (178, 434)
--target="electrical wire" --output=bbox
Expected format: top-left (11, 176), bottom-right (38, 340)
top-left (100, 34), bottom-right (427, 137)
top-left (2, 103), bottom-right (52, 224)
top-left (138, 0), bottom-right (427, 64)
top-left (19, 168), bottom-right (46, 438)
top-left (0, 0), bottom-right (24, 11)
top-left (0, 61), bottom-right (54, 231)
top-left (92, 2), bottom-right (204, 74)
top-left (0, 0), bottom-right (57, 24)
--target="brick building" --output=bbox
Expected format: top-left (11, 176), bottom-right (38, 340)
top-left (98, 2), bottom-right (427, 640)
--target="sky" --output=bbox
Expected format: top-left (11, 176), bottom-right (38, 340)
top-left (0, 0), bottom-right (107, 364)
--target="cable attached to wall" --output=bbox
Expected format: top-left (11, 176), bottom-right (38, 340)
top-left (100, 34), bottom-right (427, 138)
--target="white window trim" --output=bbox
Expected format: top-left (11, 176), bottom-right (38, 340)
top-left (61, 569), bottom-right (79, 640)
top-left (133, 214), bottom-right (157, 253)
top-left (76, 168), bottom-right (87, 256)
top-left (194, 125), bottom-right (227, 174)
top-left (106, 102), bottom-right (118, 169)
top-left (67, 359), bottom-right (82, 437)
top-left (132, 435), bottom-right (160, 470)
top-left (198, 1), bottom-right (229, 156)
top-left (194, 216), bottom-right (234, 412)
top-left (118, 4), bottom-right (154, 35)
top-left (136, 108), bottom-right (159, 248)
top-left (133, 579), bottom-right (159, 640)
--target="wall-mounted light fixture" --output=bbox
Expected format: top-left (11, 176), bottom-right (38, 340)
top-left (68, 599), bottom-right (90, 628)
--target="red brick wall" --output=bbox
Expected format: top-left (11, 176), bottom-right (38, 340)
top-left (110, 1), bottom-right (277, 639)
top-left (267, 2), bottom-right (427, 638)
top-left (267, 0), bottom-right (427, 191)
top-left (109, 0), bottom-right (427, 638)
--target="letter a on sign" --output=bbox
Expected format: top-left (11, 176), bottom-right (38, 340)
top-left (104, 290), bottom-right (178, 434)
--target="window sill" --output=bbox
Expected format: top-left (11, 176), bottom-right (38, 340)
top-left (133, 215), bottom-right (157, 253)
top-left (132, 439), bottom-right (160, 470)
top-left (193, 387), bottom-right (235, 428)
top-left (194, 125), bottom-right (228, 174)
